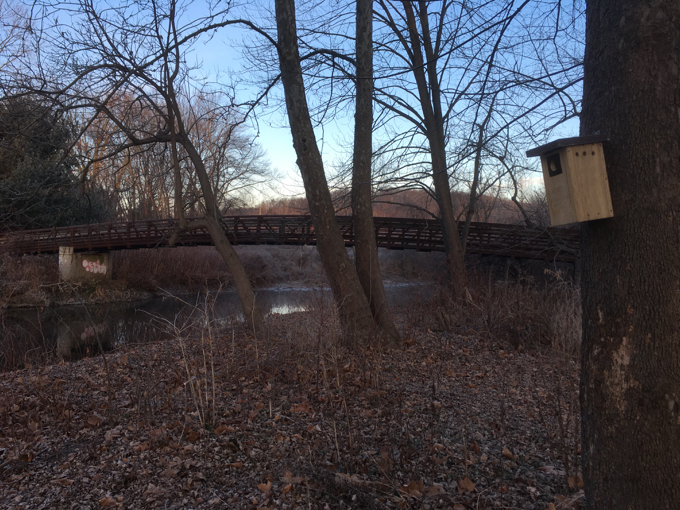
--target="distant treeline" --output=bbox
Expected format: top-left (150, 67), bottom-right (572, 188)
top-left (233, 188), bottom-right (548, 226)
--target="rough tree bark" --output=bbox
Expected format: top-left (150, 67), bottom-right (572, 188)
top-left (275, 0), bottom-right (377, 344)
top-left (352, 0), bottom-right (400, 347)
top-left (580, 1), bottom-right (680, 508)
top-left (401, 0), bottom-right (467, 296)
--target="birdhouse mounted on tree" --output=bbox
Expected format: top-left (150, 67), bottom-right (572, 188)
top-left (526, 134), bottom-right (613, 227)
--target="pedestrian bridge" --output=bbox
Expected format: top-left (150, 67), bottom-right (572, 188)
top-left (0, 215), bottom-right (579, 263)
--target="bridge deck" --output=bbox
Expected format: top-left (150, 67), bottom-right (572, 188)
top-left (0, 215), bottom-right (580, 262)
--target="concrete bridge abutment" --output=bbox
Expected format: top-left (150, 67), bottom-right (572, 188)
top-left (59, 247), bottom-right (112, 282)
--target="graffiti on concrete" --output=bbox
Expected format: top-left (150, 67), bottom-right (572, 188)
top-left (82, 259), bottom-right (107, 274)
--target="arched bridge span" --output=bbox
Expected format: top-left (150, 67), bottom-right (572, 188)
top-left (1, 215), bottom-right (580, 263)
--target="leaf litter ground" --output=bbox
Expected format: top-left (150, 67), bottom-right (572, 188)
top-left (1, 309), bottom-right (583, 509)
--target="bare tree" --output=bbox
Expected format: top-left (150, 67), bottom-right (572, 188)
top-left (77, 93), bottom-right (269, 221)
top-left (352, 0), bottom-right (400, 346)
top-left (275, 0), bottom-right (380, 344)
top-left (372, 0), bottom-right (584, 294)
top-left (29, 0), bottom-right (269, 337)
top-left (0, 0), bottom-right (27, 76)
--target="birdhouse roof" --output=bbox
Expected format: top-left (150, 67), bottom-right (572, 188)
top-left (526, 134), bottom-right (610, 158)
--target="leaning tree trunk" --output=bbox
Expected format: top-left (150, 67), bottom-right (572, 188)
top-left (430, 134), bottom-right (468, 295)
top-left (352, 0), bottom-right (400, 347)
top-left (182, 141), bottom-right (266, 340)
top-left (204, 216), bottom-right (265, 338)
top-left (580, 1), bottom-right (680, 508)
top-left (275, 0), bottom-right (377, 343)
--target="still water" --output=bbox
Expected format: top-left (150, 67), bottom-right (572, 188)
top-left (1, 284), bottom-right (428, 368)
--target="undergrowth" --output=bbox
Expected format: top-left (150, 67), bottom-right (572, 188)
top-left (408, 268), bottom-right (582, 357)
top-left (0, 276), bottom-right (584, 508)
top-left (0, 247), bottom-right (582, 376)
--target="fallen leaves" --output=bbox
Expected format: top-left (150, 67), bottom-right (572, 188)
top-left (0, 311), bottom-right (583, 510)
top-left (567, 475), bottom-right (584, 489)
top-left (133, 442), bottom-right (149, 452)
top-left (143, 483), bottom-right (165, 495)
top-left (184, 428), bottom-right (200, 442)
top-left (104, 428), bottom-right (120, 441)
top-left (87, 415), bottom-right (102, 427)
top-left (427, 484), bottom-right (445, 495)
top-left (98, 496), bottom-right (117, 506)
top-left (19, 451), bottom-right (34, 463)
top-left (290, 402), bottom-right (312, 414)
top-left (52, 478), bottom-right (74, 487)
top-left (160, 467), bottom-right (179, 477)
top-left (406, 479), bottom-right (424, 496)
top-left (458, 476), bottom-right (475, 493)
top-left (281, 470), bottom-right (306, 484)
top-left (306, 423), bottom-right (321, 434)
top-left (502, 446), bottom-right (517, 460)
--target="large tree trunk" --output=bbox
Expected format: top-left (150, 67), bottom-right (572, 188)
top-left (580, 1), bottom-right (680, 508)
top-left (352, 0), bottom-right (400, 347)
top-left (275, 0), bottom-right (377, 344)
top-left (401, 0), bottom-right (467, 295)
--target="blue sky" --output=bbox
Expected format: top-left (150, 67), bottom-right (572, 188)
top-left (158, 0), bottom-right (583, 200)
top-left (11, 0), bottom-right (583, 202)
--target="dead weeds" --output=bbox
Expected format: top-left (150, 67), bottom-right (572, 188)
top-left (0, 299), bottom-right (583, 510)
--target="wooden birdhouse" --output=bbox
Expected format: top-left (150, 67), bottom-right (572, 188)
top-left (526, 134), bottom-right (613, 227)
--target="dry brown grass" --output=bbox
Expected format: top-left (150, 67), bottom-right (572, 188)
top-left (420, 269), bottom-right (582, 357)
top-left (0, 283), bottom-right (583, 509)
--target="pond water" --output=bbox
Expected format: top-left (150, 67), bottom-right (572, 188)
top-left (0, 283), bottom-right (429, 369)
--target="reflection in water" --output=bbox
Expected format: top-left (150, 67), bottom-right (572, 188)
top-left (0, 284), bottom-right (428, 369)
top-left (57, 321), bottom-right (110, 358)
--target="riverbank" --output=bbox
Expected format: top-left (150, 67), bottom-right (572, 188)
top-left (1, 246), bottom-right (446, 309)
top-left (0, 306), bottom-right (582, 510)
top-left (1, 245), bottom-right (581, 374)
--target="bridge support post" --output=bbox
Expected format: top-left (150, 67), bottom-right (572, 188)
top-left (59, 247), bottom-right (112, 282)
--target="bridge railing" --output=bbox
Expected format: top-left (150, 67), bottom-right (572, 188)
top-left (0, 215), bottom-right (580, 262)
